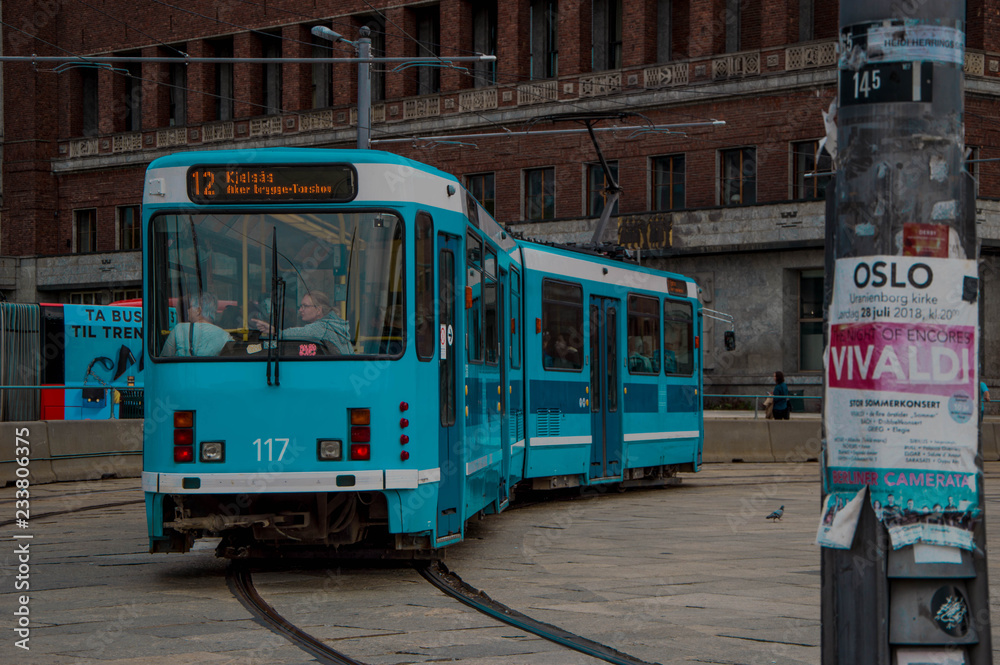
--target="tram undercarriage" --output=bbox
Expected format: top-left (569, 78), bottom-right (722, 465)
top-left (155, 491), bottom-right (395, 556)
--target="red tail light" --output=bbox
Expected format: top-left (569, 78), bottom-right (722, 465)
top-left (350, 426), bottom-right (370, 443)
top-left (350, 443), bottom-right (371, 460)
top-left (174, 446), bottom-right (194, 463)
top-left (174, 410), bottom-right (195, 463)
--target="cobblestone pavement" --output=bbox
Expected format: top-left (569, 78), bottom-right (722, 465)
top-left (1, 463), bottom-right (999, 664)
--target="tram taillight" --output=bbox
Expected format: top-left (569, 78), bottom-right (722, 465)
top-left (350, 443), bottom-right (371, 460)
top-left (349, 408), bottom-right (371, 448)
top-left (173, 410), bottom-right (195, 463)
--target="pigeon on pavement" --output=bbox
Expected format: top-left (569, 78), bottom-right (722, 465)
top-left (766, 505), bottom-right (784, 521)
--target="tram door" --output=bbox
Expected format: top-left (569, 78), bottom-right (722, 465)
top-left (437, 234), bottom-right (462, 540)
top-left (589, 296), bottom-right (622, 480)
top-left (498, 267), bottom-right (510, 508)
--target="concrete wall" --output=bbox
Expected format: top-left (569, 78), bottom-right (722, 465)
top-left (0, 420), bottom-right (141, 485)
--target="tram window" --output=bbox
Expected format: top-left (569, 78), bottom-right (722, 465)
top-left (466, 232), bottom-right (483, 362)
top-left (150, 211), bottom-right (404, 360)
top-left (484, 247), bottom-right (498, 364)
top-left (415, 213), bottom-right (435, 360)
top-left (510, 267), bottom-right (522, 369)
top-left (663, 299), bottom-right (694, 375)
top-left (541, 280), bottom-right (583, 371)
top-left (627, 294), bottom-right (661, 374)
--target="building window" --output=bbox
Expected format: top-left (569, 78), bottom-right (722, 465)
top-left (720, 147), bottom-right (756, 206)
top-left (657, 0), bottom-right (673, 63)
top-left (530, 0), bottom-right (558, 79)
top-left (118, 206), bottom-right (141, 251)
top-left (966, 145), bottom-right (981, 189)
top-left (472, 1), bottom-right (498, 87)
top-left (112, 289), bottom-right (142, 302)
top-left (587, 162), bottom-right (619, 217)
top-left (169, 58), bottom-right (187, 126)
top-left (213, 39), bottom-right (234, 121)
top-left (542, 280), bottom-right (583, 371)
top-left (124, 60), bottom-right (142, 132)
top-left (525, 167), bottom-right (555, 220)
top-left (311, 36), bottom-right (333, 109)
top-left (792, 140), bottom-right (832, 201)
top-left (466, 173), bottom-right (496, 217)
top-left (627, 295), bottom-right (661, 374)
top-left (81, 69), bottom-right (99, 137)
top-left (261, 33), bottom-right (283, 115)
top-left (663, 299), bottom-right (694, 375)
top-left (416, 7), bottom-right (441, 95)
top-left (69, 291), bottom-right (102, 305)
top-left (652, 155), bottom-right (685, 210)
top-left (75, 209), bottom-right (97, 253)
top-left (725, 0), bottom-right (741, 52)
top-left (593, 0), bottom-right (623, 71)
top-left (799, 269), bottom-right (824, 371)
top-left (799, 0), bottom-right (814, 42)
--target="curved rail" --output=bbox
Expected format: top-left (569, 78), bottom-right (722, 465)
top-left (417, 560), bottom-right (663, 665)
top-left (0, 499), bottom-right (144, 529)
top-left (226, 563), bottom-right (368, 665)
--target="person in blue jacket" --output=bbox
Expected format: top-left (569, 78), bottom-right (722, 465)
top-left (981, 380), bottom-right (991, 424)
top-left (770, 370), bottom-right (790, 420)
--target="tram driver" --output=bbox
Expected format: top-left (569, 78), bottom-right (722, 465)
top-left (251, 290), bottom-right (353, 355)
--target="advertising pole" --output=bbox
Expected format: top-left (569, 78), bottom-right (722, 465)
top-left (821, 2), bottom-right (991, 664)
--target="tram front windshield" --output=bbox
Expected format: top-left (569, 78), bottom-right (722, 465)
top-left (150, 211), bottom-right (404, 359)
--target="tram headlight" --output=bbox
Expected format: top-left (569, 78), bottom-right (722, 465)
top-left (200, 441), bottom-right (225, 463)
top-left (317, 439), bottom-right (343, 461)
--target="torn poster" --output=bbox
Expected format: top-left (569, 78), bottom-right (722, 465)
top-left (822, 256), bottom-right (981, 551)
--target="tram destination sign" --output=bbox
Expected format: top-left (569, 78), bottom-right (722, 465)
top-left (187, 164), bottom-right (357, 204)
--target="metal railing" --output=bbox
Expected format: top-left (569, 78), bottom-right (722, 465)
top-left (703, 393), bottom-right (823, 419)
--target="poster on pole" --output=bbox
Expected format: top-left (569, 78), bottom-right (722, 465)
top-left (821, 256), bottom-right (980, 551)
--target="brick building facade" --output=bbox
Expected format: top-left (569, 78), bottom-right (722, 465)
top-left (2, 0), bottom-right (1000, 401)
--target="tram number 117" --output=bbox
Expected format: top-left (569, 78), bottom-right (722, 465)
top-left (253, 437), bottom-right (290, 462)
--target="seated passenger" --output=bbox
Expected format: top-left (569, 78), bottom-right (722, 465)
top-left (251, 291), bottom-right (353, 354)
top-left (553, 333), bottom-right (579, 368)
top-left (663, 343), bottom-right (678, 374)
top-left (628, 337), bottom-right (654, 373)
top-left (162, 292), bottom-right (233, 357)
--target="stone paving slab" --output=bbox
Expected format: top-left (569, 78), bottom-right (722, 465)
top-left (0, 465), bottom-right (998, 663)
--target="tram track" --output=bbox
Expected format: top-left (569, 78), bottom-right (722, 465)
top-left (227, 559), bottom-right (663, 665)
top-left (227, 562), bottom-right (366, 665)
top-left (0, 499), bottom-right (144, 529)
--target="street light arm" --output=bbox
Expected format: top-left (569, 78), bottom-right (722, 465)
top-left (311, 26), bottom-right (353, 46)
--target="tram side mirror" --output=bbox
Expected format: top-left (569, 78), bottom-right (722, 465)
top-left (724, 330), bottom-right (736, 351)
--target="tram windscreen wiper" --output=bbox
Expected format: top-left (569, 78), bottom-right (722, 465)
top-left (266, 228), bottom-right (285, 387)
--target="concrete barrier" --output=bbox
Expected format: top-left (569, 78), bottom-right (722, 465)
top-left (1, 420), bottom-right (142, 485)
top-left (704, 418), bottom-right (774, 462)
top-left (46, 420), bottom-right (142, 482)
top-left (983, 421), bottom-right (1000, 462)
top-left (0, 421), bottom-right (55, 485)
top-left (767, 420), bottom-right (823, 464)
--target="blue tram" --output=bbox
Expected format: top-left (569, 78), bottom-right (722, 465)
top-left (141, 148), bottom-right (704, 556)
